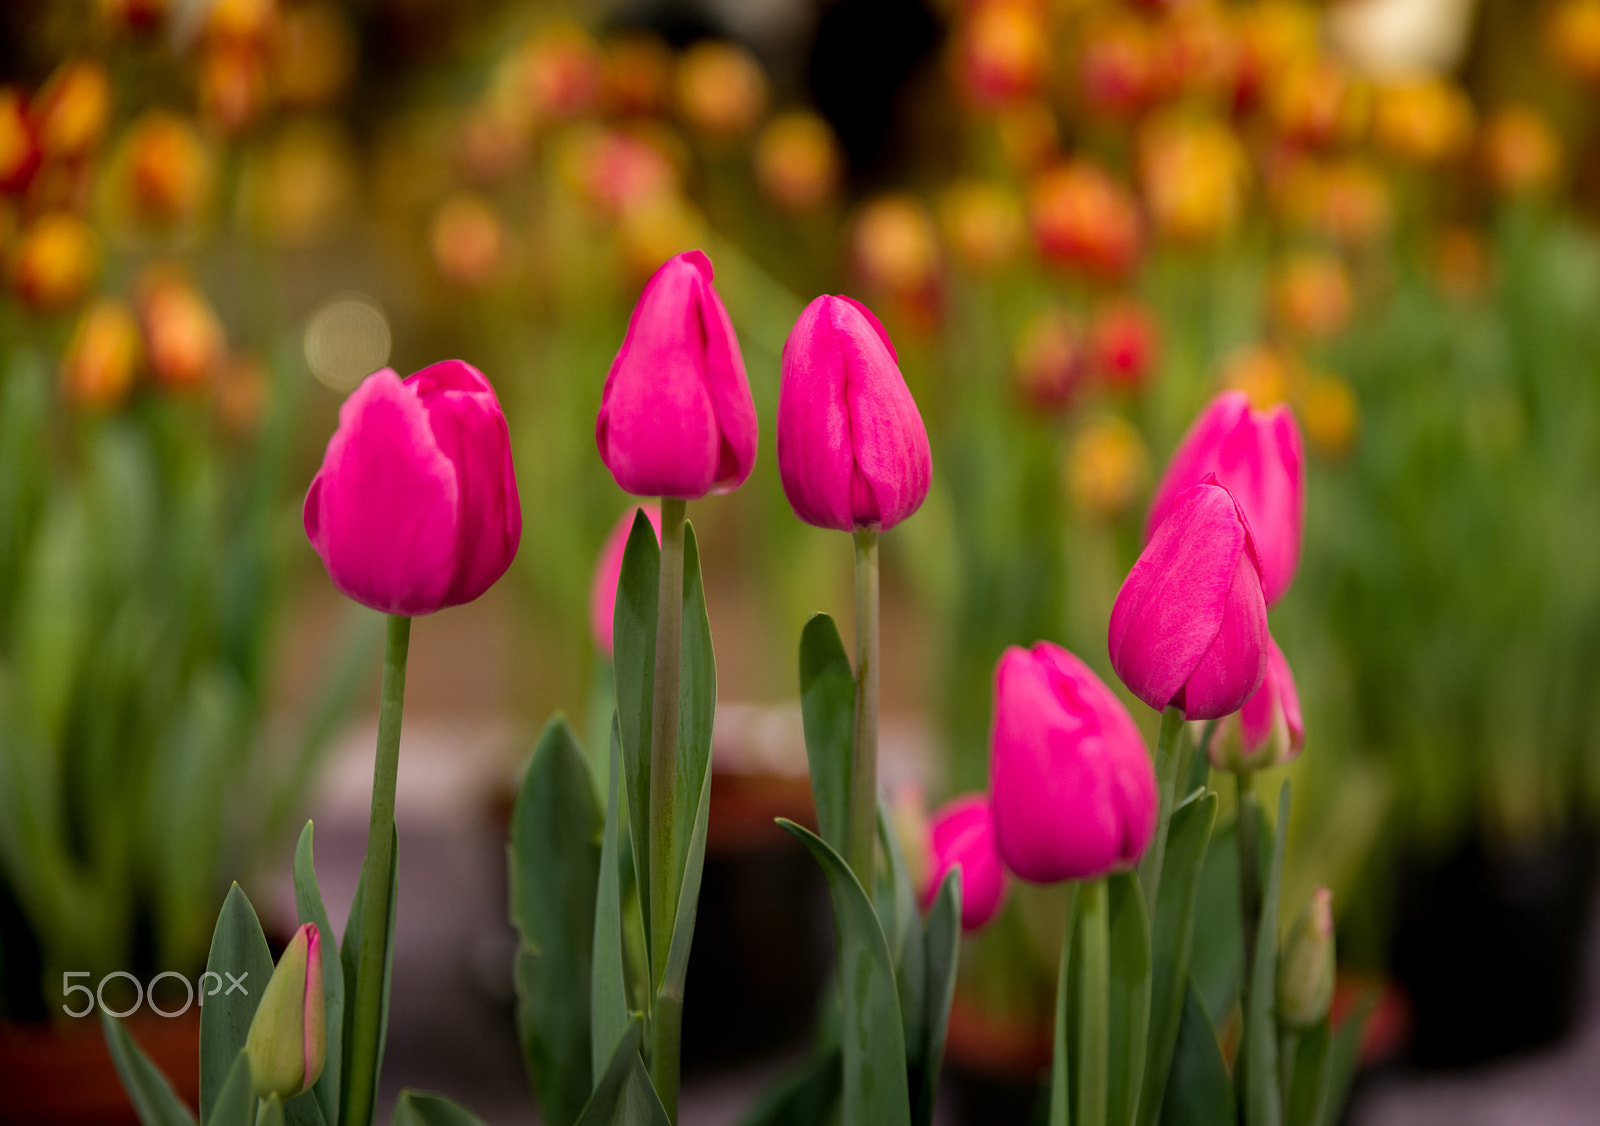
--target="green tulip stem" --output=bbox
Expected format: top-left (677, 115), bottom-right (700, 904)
top-left (1076, 877), bottom-right (1111, 1126)
top-left (1237, 770), bottom-right (1261, 1005)
top-left (345, 613), bottom-right (410, 1126)
top-left (648, 495), bottom-right (687, 1121)
top-left (847, 529), bottom-right (881, 888)
top-left (1138, 706), bottom-right (1188, 915)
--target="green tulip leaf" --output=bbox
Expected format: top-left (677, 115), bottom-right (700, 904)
top-left (573, 1017), bottom-right (670, 1126)
top-left (736, 1051), bottom-right (842, 1126)
top-left (391, 1090), bottom-right (490, 1126)
top-left (510, 716), bottom-right (603, 1126)
top-left (338, 826), bottom-right (398, 1126)
top-left (1138, 791), bottom-right (1218, 1126)
top-left (779, 818), bottom-right (912, 1126)
top-left (1241, 784), bottom-right (1291, 1126)
top-left (200, 883), bottom-right (273, 1123)
top-left (1108, 871), bottom-right (1153, 1126)
top-left (1048, 884), bottom-right (1081, 1126)
top-left (1158, 982), bottom-right (1236, 1126)
top-left (915, 870), bottom-right (961, 1126)
top-left (592, 719), bottom-right (631, 1080)
top-left (294, 822), bottom-right (346, 1126)
top-left (798, 613), bottom-right (854, 856)
top-left (101, 1011), bottom-right (197, 1126)
top-left (1321, 992), bottom-right (1378, 1126)
top-left (877, 799), bottom-right (925, 1062)
top-left (1285, 1020), bottom-right (1332, 1126)
top-left (612, 510), bottom-right (661, 952)
top-left (1189, 811), bottom-right (1269, 1026)
top-left (205, 1050), bottom-right (253, 1126)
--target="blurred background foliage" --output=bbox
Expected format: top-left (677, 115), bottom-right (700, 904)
top-left (0, 0), bottom-right (1598, 1050)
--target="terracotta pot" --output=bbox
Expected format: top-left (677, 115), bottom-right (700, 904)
top-left (0, 1010), bottom-right (199, 1125)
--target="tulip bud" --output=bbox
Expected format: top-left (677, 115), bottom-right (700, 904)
top-left (590, 504), bottom-right (662, 657)
top-left (0, 89), bottom-right (40, 194)
top-left (1277, 888), bottom-right (1335, 1030)
top-left (12, 212), bottom-right (97, 312)
top-left (989, 643), bottom-right (1158, 883)
top-left (1029, 161), bottom-right (1140, 279)
top-left (305, 360), bottom-right (522, 616)
top-left (925, 794), bottom-right (1008, 932)
top-left (1146, 390), bottom-right (1305, 605)
top-left (1209, 636), bottom-right (1304, 772)
top-left (777, 294), bottom-right (931, 534)
top-left (244, 923), bottom-right (325, 1101)
top-left (1110, 480), bottom-right (1269, 720)
top-left (596, 250), bottom-right (757, 499)
top-left (62, 298), bottom-right (141, 410)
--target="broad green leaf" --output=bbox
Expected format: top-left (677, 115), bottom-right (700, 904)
top-left (1285, 1021), bottom-right (1331, 1126)
top-left (295, 823), bottom-right (345, 1126)
top-left (1189, 813), bottom-right (1268, 1026)
top-left (1048, 884), bottom-right (1081, 1126)
top-left (672, 523), bottom-right (716, 910)
top-left (736, 1051), bottom-right (842, 1126)
top-left (574, 1017), bottom-right (671, 1126)
top-left (612, 511), bottom-right (661, 951)
top-left (510, 716), bottom-right (603, 1126)
top-left (1157, 983), bottom-right (1235, 1126)
top-left (339, 826), bottom-right (399, 1126)
top-left (592, 720), bottom-right (630, 1080)
top-left (1108, 871), bottom-right (1152, 1126)
top-left (877, 800), bottom-right (925, 1062)
top-left (391, 1091), bottom-right (490, 1126)
top-left (200, 884), bottom-right (273, 1123)
top-left (798, 613), bottom-right (853, 855)
top-left (1320, 993), bottom-right (1378, 1126)
top-left (1241, 784), bottom-right (1291, 1126)
top-left (779, 819), bottom-right (912, 1126)
top-left (659, 749), bottom-right (714, 1009)
top-left (205, 1050), bottom-right (253, 1126)
top-left (1138, 791), bottom-right (1218, 1126)
top-left (101, 1012), bottom-right (197, 1126)
top-left (915, 871), bottom-right (961, 1126)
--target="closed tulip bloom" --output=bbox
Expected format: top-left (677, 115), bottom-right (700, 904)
top-left (1211, 635), bottom-right (1305, 772)
top-left (1146, 390), bottom-right (1305, 604)
top-left (589, 504), bottom-right (662, 656)
top-left (596, 249), bottom-right (757, 499)
top-left (244, 923), bottom-right (325, 1101)
top-left (1110, 480), bottom-right (1268, 720)
top-left (989, 643), bottom-right (1158, 884)
top-left (777, 294), bottom-right (931, 532)
top-left (304, 360), bottom-right (522, 616)
top-left (925, 794), bottom-right (1008, 931)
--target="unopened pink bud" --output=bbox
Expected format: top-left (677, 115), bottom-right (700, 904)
top-left (925, 794), bottom-right (1008, 931)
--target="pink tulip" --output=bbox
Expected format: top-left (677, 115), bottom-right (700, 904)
top-left (304, 360), bottom-right (521, 617)
top-left (589, 504), bottom-right (662, 657)
top-left (988, 643), bottom-right (1158, 884)
top-left (1109, 479), bottom-right (1268, 719)
top-left (925, 794), bottom-right (1008, 931)
top-left (776, 294), bottom-right (932, 532)
top-left (1146, 390), bottom-right (1305, 604)
top-left (1211, 635), bottom-right (1305, 772)
top-left (596, 250), bottom-right (758, 499)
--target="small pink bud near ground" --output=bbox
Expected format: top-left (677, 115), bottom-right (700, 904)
top-left (925, 793), bottom-right (1008, 932)
top-left (1211, 635), bottom-right (1305, 772)
top-left (244, 922), bottom-right (325, 1100)
top-left (1279, 888), bottom-right (1336, 1029)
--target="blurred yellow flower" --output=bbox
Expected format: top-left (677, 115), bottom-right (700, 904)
top-left (1013, 307), bottom-right (1083, 413)
top-left (1139, 115), bottom-right (1247, 246)
top-left (1547, 0), bottom-right (1600, 83)
top-left (136, 268), bottom-right (225, 391)
top-left (619, 193), bottom-right (706, 280)
top-left (1480, 106), bottom-right (1561, 196)
top-left (118, 112), bottom-right (213, 227)
top-left (245, 120), bottom-right (356, 247)
top-left (1268, 61), bottom-right (1367, 148)
top-left (1373, 78), bottom-right (1473, 164)
top-left (755, 112), bottom-right (842, 213)
top-left (1065, 415), bottom-right (1149, 521)
top-left (62, 298), bottom-right (141, 409)
top-left (199, 44), bottom-right (270, 136)
top-left (676, 42), bottom-right (768, 141)
top-left (940, 181), bottom-right (1024, 273)
top-left (430, 194), bottom-right (511, 291)
top-left (1222, 345), bottom-right (1294, 410)
top-left (32, 61), bottom-right (111, 160)
top-left (852, 194), bottom-right (940, 295)
top-left (1273, 252), bottom-right (1353, 339)
top-left (1302, 374), bottom-right (1358, 458)
top-left (273, 3), bottom-right (356, 110)
top-left (1233, 0), bottom-right (1320, 108)
top-left (207, 0), bottom-right (278, 49)
top-left (12, 211), bottom-right (97, 311)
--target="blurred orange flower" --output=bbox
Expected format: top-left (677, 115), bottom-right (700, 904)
top-left (515, 24), bottom-right (602, 124)
top-left (1433, 225), bottom-right (1492, 301)
top-left (1080, 13), bottom-right (1155, 117)
top-left (136, 268), bottom-right (225, 390)
top-left (214, 351), bottom-right (271, 435)
top-left (62, 298), bottom-right (141, 409)
top-left (1139, 115), bottom-right (1247, 245)
top-left (603, 33), bottom-right (674, 117)
top-left (1222, 345), bottom-right (1294, 409)
top-left (12, 211), bottom-right (97, 311)
top-left (676, 42), bottom-right (768, 141)
top-left (430, 194), bottom-right (511, 290)
top-left (561, 126), bottom-right (679, 218)
top-left (1013, 307), bottom-right (1083, 413)
top-left (100, 0), bottom-right (168, 34)
top-left (1065, 415), bottom-right (1149, 521)
top-left (1268, 61), bottom-right (1366, 149)
top-left (1152, 1), bottom-right (1238, 102)
top-left (1089, 300), bottom-right (1159, 393)
top-left (120, 112), bottom-right (212, 226)
top-left (32, 61), bottom-right (111, 161)
top-left (755, 112), bottom-right (842, 213)
top-left (1374, 79), bottom-right (1473, 164)
top-left (0, 89), bottom-right (39, 194)
top-left (995, 100), bottom-right (1059, 174)
top-left (245, 120), bottom-right (356, 247)
top-left (1030, 160), bottom-right (1140, 278)
top-left (1273, 252), bottom-right (1352, 339)
top-left (1547, 0), bottom-right (1600, 83)
top-left (852, 194), bottom-right (940, 294)
top-left (958, 0), bottom-right (1050, 108)
top-left (1232, 0), bottom-right (1320, 109)
top-left (1480, 106), bottom-right (1561, 196)
top-left (206, 0), bottom-right (278, 50)
top-left (199, 44), bottom-right (270, 135)
top-left (940, 181), bottom-right (1024, 273)
top-left (273, 3), bottom-right (356, 110)
top-left (1302, 374), bottom-right (1358, 458)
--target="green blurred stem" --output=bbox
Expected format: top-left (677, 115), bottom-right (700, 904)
top-left (847, 530), bottom-right (880, 887)
top-left (649, 496), bottom-right (687, 1121)
top-left (1076, 878), bottom-right (1111, 1126)
top-left (1278, 1029), bottom-right (1298, 1116)
top-left (345, 614), bottom-right (410, 1126)
top-left (1237, 771), bottom-right (1261, 1004)
top-left (1138, 706), bottom-right (1188, 915)
top-left (1049, 882), bottom-right (1080, 1126)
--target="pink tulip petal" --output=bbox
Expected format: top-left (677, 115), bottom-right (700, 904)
top-left (1176, 544), bottom-right (1269, 720)
top-left (777, 296), bottom-right (856, 530)
top-left (926, 794), bottom-right (1008, 931)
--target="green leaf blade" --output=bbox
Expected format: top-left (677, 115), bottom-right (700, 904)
top-left (294, 822), bottom-right (345, 1126)
top-left (1108, 871), bottom-right (1153, 1126)
top-left (101, 1012), bottom-right (198, 1126)
top-left (200, 883), bottom-right (274, 1123)
top-left (798, 614), bottom-right (854, 856)
top-left (391, 1091), bottom-right (490, 1126)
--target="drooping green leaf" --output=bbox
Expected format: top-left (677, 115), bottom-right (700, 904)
top-left (1048, 884), bottom-right (1081, 1126)
top-left (1158, 982), bottom-right (1235, 1126)
top-left (798, 613), bottom-right (854, 856)
top-left (1285, 1020), bottom-right (1331, 1126)
top-left (101, 1012), bottom-right (197, 1126)
top-left (1138, 791), bottom-right (1218, 1126)
top-left (510, 716), bottom-right (603, 1126)
top-left (338, 826), bottom-right (398, 1126)
top-left (294, 822), bottom-right (346, 1126)
top-left (592, 719), bottom-right (631, 1081)
top-left (1108, 871), bottom-right (1152, 1126)
top-left (200, 883), bottom-right (273, 1123)
top-left (205, 1050), bottom-right (253, 1126)
top-left (779, 819), bottom-right (912, 1126)
top-left (573, 1017), bottom-right (671, 1126)
top-left (736, 1051), bottom-right (842, 1126)
top-left (612, 511), bottom-right (660, 953)
top-left (391, 1090), bottom-right (490, 1126)
top-left (1241, 784), bottom-right (1291, 1126)
top-left (1320, 992), bottom-right (1378, 1126)
top-left (915, 871), bottom-right (961, 1126)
